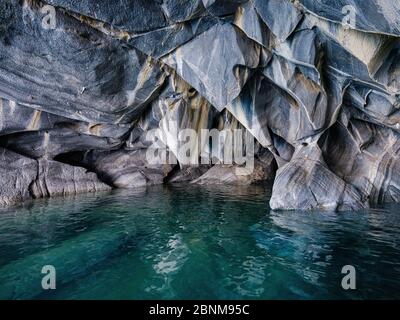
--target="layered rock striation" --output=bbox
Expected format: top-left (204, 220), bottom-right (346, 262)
top-left (0, 0), bottom-right (399, 211)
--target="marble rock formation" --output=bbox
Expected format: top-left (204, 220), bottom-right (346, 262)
top-left (0, 0), bottom-right (399, 211)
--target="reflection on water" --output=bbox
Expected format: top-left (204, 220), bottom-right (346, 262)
top-left (0, 184), bottom-right (399, 299)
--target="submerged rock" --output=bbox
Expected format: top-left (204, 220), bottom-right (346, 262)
top-left (1, 0), bottom-right (400, 210)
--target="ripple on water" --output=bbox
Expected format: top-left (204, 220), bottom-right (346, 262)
top-left (0, 183), bottom-right (399, 299)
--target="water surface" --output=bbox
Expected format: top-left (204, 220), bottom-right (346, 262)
top-left (0, 184), bottom-right (399, 299)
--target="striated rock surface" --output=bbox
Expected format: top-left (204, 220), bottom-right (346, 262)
top-left (0, 148), bottom-right (38, 206)
top-left (0, 147), bottom-right (110, 206)
top-left (269, 144), bottom-right (368, 211)
top-left (89, 149), bottom-right (174, 188)
top-left (1, 0), bottom-right (400, 211)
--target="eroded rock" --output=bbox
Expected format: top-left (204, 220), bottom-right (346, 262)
top-left (91, 149), bottom-right (174, 189)
top-left (0, 147), bottom-right (110, 206)
top-left (30, 159), bottom-right (111, 198)
top-left (270, 145), bottom-right (368, 211)
top-left (0, 148), bottom-right (37, 206)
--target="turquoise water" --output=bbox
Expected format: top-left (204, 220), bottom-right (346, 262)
top-left (0, 184), bottom-right (399, 300)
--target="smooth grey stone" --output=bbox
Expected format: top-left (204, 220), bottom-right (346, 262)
top-left (269, 144), bottom-right (369, 211)
top-left (0, 97), bottom-right (131, 138)
top-left (167, 166), bottom-right (211, 183)
top-left (192, 132), bottom-right (276, 185)
top-left (233, 1), bottom-right (270, 48)
top-left (162, 0), bottom-right (205, 23)
top-left (1, 128), bottom-right (122, 159)
top-left (343, 85), bottom-right (400, 131)
top-left (299, 0), bottom-right (400, 37)
top-left (253, 0), bottom-right (302, 42)
top-left (0, 147), bottom-right (110, 206)
top-left (202, 0), bottom-right (247, 17)
top-left (0, 1), bottom-right (166, 124)
top-left (130, 73), bottom-right (219, 164)
top-left (45, 0), bottom-right (167, 33)
top-left (0, 148), bottom-right (38, 206)
top-left (162, 22), bottom-right (260, 110)
top-left (92, 149), bottom-right (174, 189)
top-left (192, 158), bottom-right (275, 185)
top-left (30, 159), bottom-right (112, 199)
top-left (129, 15), bottom-right (218, 59)
top-left (322, 113), bottom-right (400, 205)
top-left (0, 98), bottom-right (67, 136)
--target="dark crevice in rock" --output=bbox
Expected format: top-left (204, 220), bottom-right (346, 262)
top-left (53, 151), bottom-right (90, 169)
